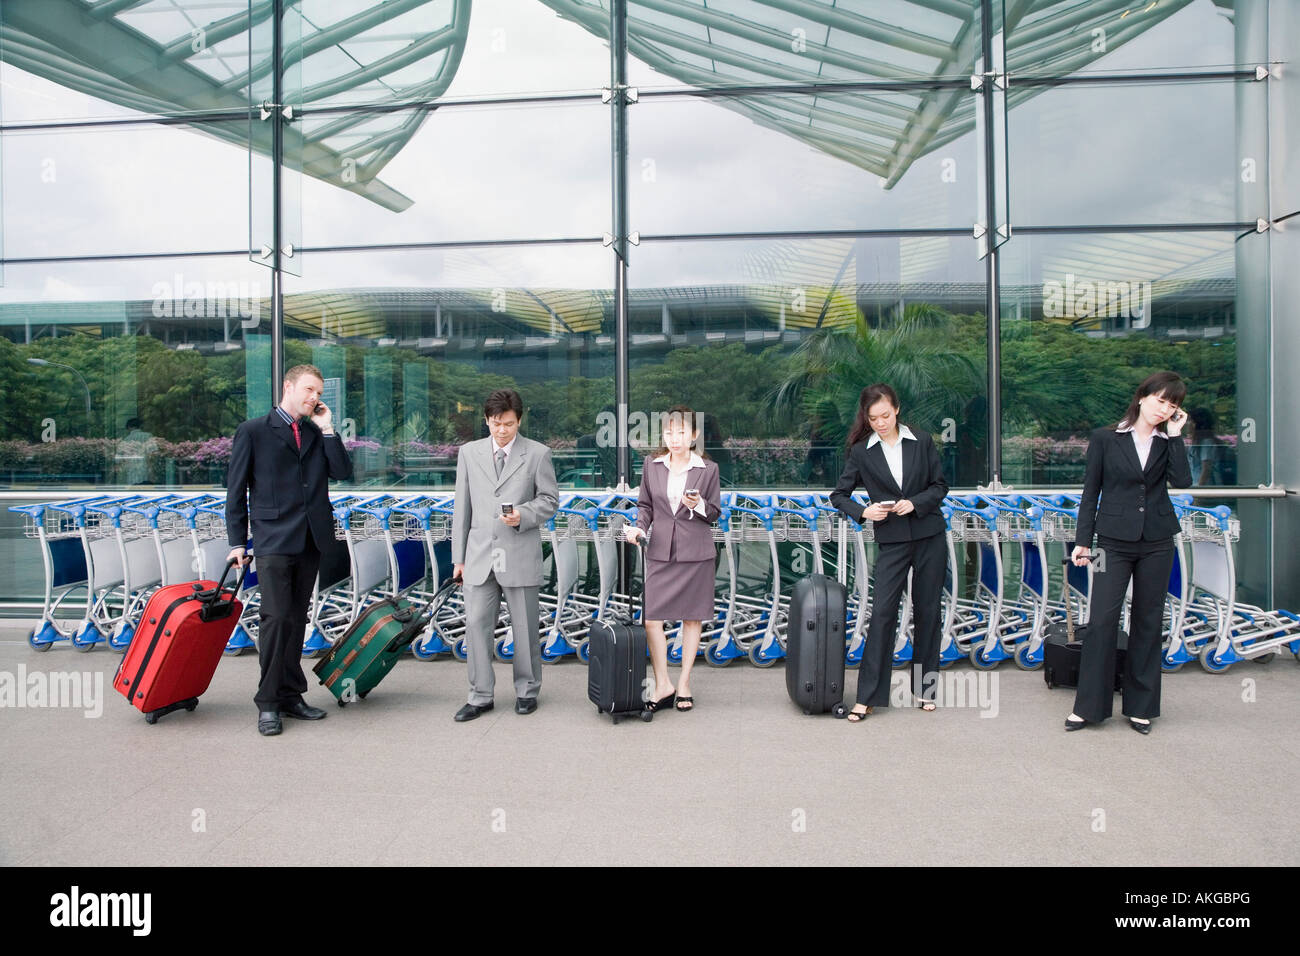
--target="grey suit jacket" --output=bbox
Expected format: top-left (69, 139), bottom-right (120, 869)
top-left (451, 435), bottom-right (559, 587)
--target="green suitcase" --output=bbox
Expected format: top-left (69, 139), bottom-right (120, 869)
top-left (313, 580), bottom-right (457, 705)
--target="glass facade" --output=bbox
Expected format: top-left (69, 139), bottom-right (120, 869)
top-left (0, 0), bottom-right (1293, 609)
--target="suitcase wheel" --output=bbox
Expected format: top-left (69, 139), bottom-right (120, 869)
top-left (337, 699), bottom-right (348, 707)
top-left (640, 709), bottom-right (653, 722)
top-left (359, 691), bottom-right (369, 700)
top-left (144, 712), bottom-right (159, 725)
top-left (831, 703), bottom-right (848, 719)
top-left (184, 699), bottom-right (198, 712)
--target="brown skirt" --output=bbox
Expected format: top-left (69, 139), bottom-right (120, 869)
top-left (644, 555), bottom-right (716, 622)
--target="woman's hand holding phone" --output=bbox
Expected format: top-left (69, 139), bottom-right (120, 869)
top-left (863, 501), bottom-right (893, 522)
top-left (1166, 408), bottom-right (1188, 437)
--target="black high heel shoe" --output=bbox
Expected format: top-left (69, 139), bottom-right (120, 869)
top-left (646, 691), bottom-right (676, 713)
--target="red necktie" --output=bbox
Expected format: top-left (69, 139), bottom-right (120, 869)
top-left (291, 419), bottom-right (301, 449)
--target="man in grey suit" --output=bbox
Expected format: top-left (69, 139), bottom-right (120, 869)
top-left (451, 389), bottom-right (559, 721)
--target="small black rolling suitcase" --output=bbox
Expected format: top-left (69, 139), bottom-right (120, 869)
top-left (1043, 558), bottom-right (1127, 690)
top-left (784, 573), bottom-right (849, 716)
top-left (587, 541), bottom-right (651, 723)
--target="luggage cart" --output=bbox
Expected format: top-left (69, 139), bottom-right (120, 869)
top-left (69, 494), bottom-right (161, 651)
top-left (943, 497), bottom-right (1011, 668)
top-left (390, 495), bottom-right (461, 660)
top-left (1182, 505), bottom-right (1300, 672)
top-left (9, 497), bottom-right (105, 651)
top-left (726, 494), bottom-right (786, 667)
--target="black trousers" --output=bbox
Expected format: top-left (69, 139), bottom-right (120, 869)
top-left (857, 532), bottom-right (946, 707)
top-left (253, 545), bottom-right (320, 710)
top-left (1073, 535), bottom-right (1174, 723)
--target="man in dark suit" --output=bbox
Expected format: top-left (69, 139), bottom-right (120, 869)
top-left (226, 364), bottom-right (353, 736)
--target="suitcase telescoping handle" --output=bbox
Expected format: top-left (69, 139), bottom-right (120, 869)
top-left (383, 576), bottom-right (461, 654)
top-left (1061, 554), bottom-right (1100, 641)
top-left (195, 558), bottom-right (250, 622)
top-left (625, 537), bottom-right (645, 624)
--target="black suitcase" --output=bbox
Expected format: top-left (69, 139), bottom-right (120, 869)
top-left (784, 573), bottom-right (849, 716)
top-left (1043, 599), bottom-right (1128, 691)
top-left (587, 542), bottom-right (651, 724)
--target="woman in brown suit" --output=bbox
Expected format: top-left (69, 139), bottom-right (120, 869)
top-left (624, 406), bottom-right (722, 713)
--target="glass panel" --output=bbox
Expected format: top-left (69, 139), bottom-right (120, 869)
top-left (629, 236), bottom-right (988, 489)
top-left (630, 91), bottom-right (980, 235)
top-left (251, 0), bottom-right (305, 275)
top-left (617, 0), bottom-right (982, 90)
top-left (1007, 78), bottom-right (1267, 226)
top-left (280, 243), bottom-right (614, 488)
top-left (1, 120), bottom-right (249, 261)
top-left (997, 230), bottom-right (1268, 489)
top-left (0, 253), bottom-right (265, 487)
top-left (0, 1), bottom-right (252, 124)
top-left (1006, 0), bottom-right (1268, 78)
top-left (299, 100), bottom-right (610, 246)
top-left (298, 0), bottom-right (608, 106)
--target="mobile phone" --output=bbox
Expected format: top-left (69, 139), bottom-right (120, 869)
top-left (500, 502), bottom-right (514, 516)
top-left (684, 488), bottom-right (700, 497)
top-left (877, 500), bottom-right (896, 509)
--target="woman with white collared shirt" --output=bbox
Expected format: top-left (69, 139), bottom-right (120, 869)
top-left (624, 405), bottom-right (721, 713)
top-left (1066, 371), bottom-right (1191, 735)
top-left (829, 384), bottom-right (949, 723)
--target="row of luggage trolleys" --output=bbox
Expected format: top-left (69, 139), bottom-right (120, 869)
top-left (12, 490), bottom-right (1299, 674)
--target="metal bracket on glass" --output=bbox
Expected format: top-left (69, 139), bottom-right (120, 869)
top-left (283, 243), bottom-right (296, 258)
top-left (602, 232), bottom-right (640, 246)
top-left (970, 72), bottom-right (1006, 91)
top-left (258, 101), bottom-right (295, 121)
top-left (997, 224), bottom-right (1011, 241)
top-left (973, 223), bottom-right (988, 240)
top-left (1256, 219), bottom-right (1269, 233)
top-left (601, 85), bottom-right (639, 104)
top-left (257, 244), bottom-right (274, 260)
top-left (1255, 66), bottom-right (1269, 81)
top-left (628, 232), bottom-right (640, 246)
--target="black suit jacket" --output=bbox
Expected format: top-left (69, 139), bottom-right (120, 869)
top-left (226, 410), bottom-right (353, 556)
top-left (829, 427), bottom-right (948, 543)
top-left (1074, 427), bottom-right (1191, 549)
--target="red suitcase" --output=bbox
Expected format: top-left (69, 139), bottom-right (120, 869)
top-left (114, 561), bottom-right (246, 723)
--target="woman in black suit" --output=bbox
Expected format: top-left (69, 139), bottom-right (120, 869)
top-left (830, 384), bottom-right (949, 722)
top-left (624, 405), bottom-right (722, 713)
top-left (1067, 371), bottom-right (1191, 735)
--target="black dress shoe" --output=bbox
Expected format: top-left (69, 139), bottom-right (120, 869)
top-left (282, 700), bottom-right (327, 720)
top-left (454, 701), bottom-right (494, 722)
top-left (1129, 718), bottom-right (1152, 735)
top-left (1064, 716), bottom-right (1088, 732)
top-left (514, 697), bottom-right (538, 715)
top-left (258, 711), bottom-right (282, 736)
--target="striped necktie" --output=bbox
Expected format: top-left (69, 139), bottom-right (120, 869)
top-left (291, 419), bottom-right (301, 449)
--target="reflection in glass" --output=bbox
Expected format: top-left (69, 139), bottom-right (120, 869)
top-left (281, 244), bottom-right (614, 488)
top-left (997, 231), bottom-right (1262, 488)
top-left (629, 238), bottom-right (987, 488)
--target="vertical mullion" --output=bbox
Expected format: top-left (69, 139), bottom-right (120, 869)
top-left (981, 0), bottom-right (1002, 485)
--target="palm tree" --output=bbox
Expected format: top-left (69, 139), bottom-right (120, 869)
top-left (768, 303), bottom-right (983, 448)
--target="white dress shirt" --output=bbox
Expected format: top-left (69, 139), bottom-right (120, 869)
top-left (654, 452), bottom-right (707, 518)
top-left (866, 425), bottom-right (916, 493)
top-left (492, 435), bottom-right (517, 472)
top-left (1116, 420), bottom-right (1166, 470)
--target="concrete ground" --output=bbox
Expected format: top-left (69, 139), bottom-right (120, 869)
top-left (1, 622), bottom-right (1296, 867)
